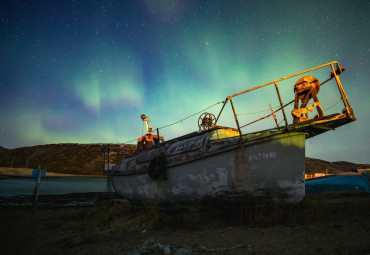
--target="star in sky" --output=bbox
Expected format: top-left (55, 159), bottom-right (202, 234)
top-left (0, 0), bottom-right (369, 163)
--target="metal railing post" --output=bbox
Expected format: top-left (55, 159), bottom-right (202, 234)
top-left (228, 96), bottom-right (242, 141)
top-left (215, 98), bottom-right (228, 125)
top-left (274, 82), bottom-right (288, 128)
top-left (330, 63), bottom-right (356, 120)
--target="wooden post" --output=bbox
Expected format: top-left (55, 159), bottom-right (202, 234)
top-left (32, 167), bottom-right (42, 212)
top-left (107, 144), bottom-right (110, 171)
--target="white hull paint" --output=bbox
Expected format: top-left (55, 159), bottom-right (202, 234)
top-left (111, 132), bottom-right (306, 204)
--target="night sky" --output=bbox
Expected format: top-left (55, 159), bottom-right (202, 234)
top-left (1, 0), bottom-right (369, 163)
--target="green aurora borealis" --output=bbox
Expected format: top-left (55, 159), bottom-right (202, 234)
top-left (0, 0), bottom-right (369, 163)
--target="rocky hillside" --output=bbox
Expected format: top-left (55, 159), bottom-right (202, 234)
top-left (0, 144), bottom-right (136, 175)
top-left (0, 144), bottom-right (368, 175)
top-left (305, 157), bottom-right (368, 174)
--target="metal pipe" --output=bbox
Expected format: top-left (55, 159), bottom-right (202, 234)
top-left (215, 98), bottom-right (228, 125)
top-left (229, 61), bottom-right (338, 98)
top-left (333, 63), bottom-right (355, 120)
top-left (270, 103), bottom-right (279, 128)
top-left (330, 63), bottom-right (352, 112)
top-left (228, 97), bottom-right (242, 140)
top-left (274, 82), bottom-right (288, 128)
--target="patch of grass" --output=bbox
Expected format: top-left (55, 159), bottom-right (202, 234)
top-left (302, 194), bottom-right (370, 223)
top-left (56, 193), bottom-right (370, 242)
top-left (152, 194), bottom-right (370, 228)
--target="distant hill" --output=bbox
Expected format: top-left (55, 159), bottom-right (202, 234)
top-left (305, 157), bottom-right (369, 174)
top-left (0, 144), bottom-right (368, 175)
top-left (0, 144), bottom-right (136, 175)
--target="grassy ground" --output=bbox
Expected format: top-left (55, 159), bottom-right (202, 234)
top-left (0, 193), bottom-right (369, 255)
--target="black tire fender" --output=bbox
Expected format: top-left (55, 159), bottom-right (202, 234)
top-left (141, 138), bottom-right (147, 147)
top-left (148, 155), bottom-right (165, 179)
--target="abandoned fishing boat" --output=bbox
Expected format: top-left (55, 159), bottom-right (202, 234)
top-left (104, 61), bottom-right (356, 204)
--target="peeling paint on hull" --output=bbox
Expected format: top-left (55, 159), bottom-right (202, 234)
top-left (110, 132), bottom-right (306, 204)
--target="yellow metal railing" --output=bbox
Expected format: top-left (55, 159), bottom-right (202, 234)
top-left (215, 61), bottom-right (356, 137)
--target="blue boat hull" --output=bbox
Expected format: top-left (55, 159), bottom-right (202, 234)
top-left (306, 175), bottom-right (370, 194)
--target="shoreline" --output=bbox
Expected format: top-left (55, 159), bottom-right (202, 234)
top-left (0, 167), bottom-right (106, 178)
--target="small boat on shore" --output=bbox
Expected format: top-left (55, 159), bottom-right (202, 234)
top-left (306, 174), bottom-right (370, 194)
top-left (105, 61), bottom-right (356, 204)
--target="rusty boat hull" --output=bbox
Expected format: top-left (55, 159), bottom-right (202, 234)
top-left (110, 131), bottom-right (306, 204)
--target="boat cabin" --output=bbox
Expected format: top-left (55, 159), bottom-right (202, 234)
top-left (137, 134), bottom-right (165, 151)
top-left (137, 114), bottom-right (165, 152)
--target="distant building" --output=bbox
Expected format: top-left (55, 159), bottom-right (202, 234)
top-left (305, 172), bottom-right (332, 180)
top-left (357, 167), bottom-right (370, 182)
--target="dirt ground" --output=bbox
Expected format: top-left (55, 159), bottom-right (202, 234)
top-left (0, 193), bottom-right (369, 255)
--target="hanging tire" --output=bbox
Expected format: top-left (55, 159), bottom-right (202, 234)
top-left (148, 155), bottom-right (165, 179)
